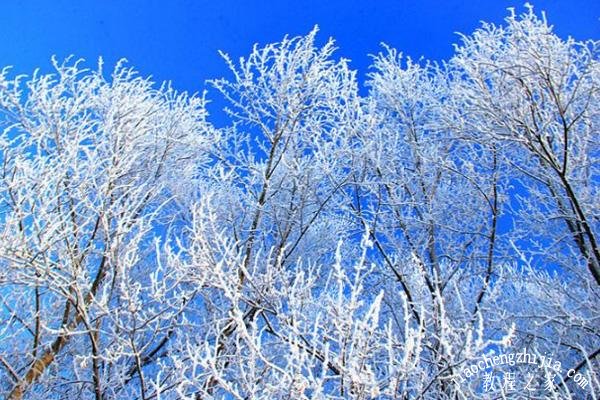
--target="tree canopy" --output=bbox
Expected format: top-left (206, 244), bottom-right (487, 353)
top-left (0, 7), bottom-right (598, 399)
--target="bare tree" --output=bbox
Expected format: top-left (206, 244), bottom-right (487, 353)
top-left (0, 58), bottom-right (212, 399)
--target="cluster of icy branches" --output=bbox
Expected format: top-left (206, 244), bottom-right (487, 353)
top-left (0, 7), bottom-right (598, 399)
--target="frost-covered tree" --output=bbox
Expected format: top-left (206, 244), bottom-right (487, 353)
top-left (0, 7), bottom-right (598, 400)
top-left (447, 6), bottom-right (600, 398)
top-left (0, 59), bottom-right (213, 399)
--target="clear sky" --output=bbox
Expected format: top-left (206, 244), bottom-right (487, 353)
top-left (2, 1), bottom-right (599, 117)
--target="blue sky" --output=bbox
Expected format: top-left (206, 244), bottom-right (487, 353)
top-left (2, 1), bottom-right (598, 119)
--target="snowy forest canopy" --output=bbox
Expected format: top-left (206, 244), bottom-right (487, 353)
top-left (0, 7), bottom-right (598, 400)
